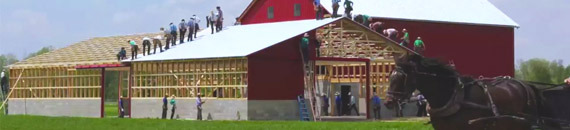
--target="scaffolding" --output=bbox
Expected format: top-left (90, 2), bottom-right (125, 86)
top-left (131, 58), bottom-right (248, 98)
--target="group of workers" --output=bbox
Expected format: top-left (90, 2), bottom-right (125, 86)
top-left (314, 0), bottom-right (354, 19)
top-left (363, 17), bottom-right (426, 55)
top-left (161, 93), bottom-right (206, 120)
top-left (118, 6), bottom-right (224, 61)
top-left (319, 92), bottom-right (382, 119)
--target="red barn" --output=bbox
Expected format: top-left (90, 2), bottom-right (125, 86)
top-left (238, 0), bottom-right (518, 77)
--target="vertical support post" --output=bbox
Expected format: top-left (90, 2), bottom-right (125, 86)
top-left (118, 71), bottom-right (122, 116)
top-left (365, 61), bottom-right (371, 119)
top-left (128, 65), bottom-right (133, 118)
top-left (100, 68), bottom-right (105, 118)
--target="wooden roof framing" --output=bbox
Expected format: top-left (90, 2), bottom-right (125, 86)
top-left (10, 33), bottom-right (160, 69)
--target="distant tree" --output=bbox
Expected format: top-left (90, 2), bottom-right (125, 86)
top-left (25, 46), bottom-right (54, 59)
top-left (516, 58), bottom-right (570, 84)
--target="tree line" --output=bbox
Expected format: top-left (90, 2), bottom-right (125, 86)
top-left (515, 58), bottom-right (570, 84)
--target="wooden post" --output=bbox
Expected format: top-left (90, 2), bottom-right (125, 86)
top-left (365, 61), bottom-right (371, 119)
top-left (100, 68), bottom-right (105, 118)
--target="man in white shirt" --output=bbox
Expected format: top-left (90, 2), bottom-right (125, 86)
top-left (347, 92), bottom-right (359, 116)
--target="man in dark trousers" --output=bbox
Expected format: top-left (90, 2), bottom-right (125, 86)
top-left (116, 47), bottom-right (126, 61)
top-left (153, 35), bottom-right (164, 54)
top-left (416, 93), bottom-right (427, 117)
top-left (344, 0), bottom-right (353, 18)
top-left (300, 33), bottom-right (310, 67)
top-left (210, 11), bottom-right (216, 34)
top-left (128, 40), bottom-right (138, 60)
top-left (313, 0), bottom-right (322, 20)
top-left (187, 17), bottom-right (195, 41)
top-left (196, 93), bottom-right (206, 120)
top-left (169, 23), bottom-right (177, 46)
top-left (192, 15), bottom-right (200, 38)
top-left (1, 70), bottom-right (7, 99)
top-left (119, 96), bottom-right (125, 118)
top-left (170, 95), bottom-right (177, 119)
top-left (322, 94), bottom-right (329, 116)
top-left (162, 94), bottom-right (168, 119)
top-left (332, 0), bottom-right (341, 18)
top-left (142, 37), bottom-right (151, 56)
top-left (161, 27), bottom-right (172, 50)
top-left (372, 92), bottom-right (382, 119)
top-left (335, 92), bottom-right (342, 116)
top-left (348, 92), bottom-right (359, 116)
top-left (179, 19), bottom-right (187, 44)
top-left (216, 6), bottom-right (223, 32)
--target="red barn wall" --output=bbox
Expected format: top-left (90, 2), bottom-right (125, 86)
top-left (375, 18), bottom-right (515, 77)
top-left (247, 31), bottom-right (317, 100)
top-left (241, 0), bottom-right (318, 25)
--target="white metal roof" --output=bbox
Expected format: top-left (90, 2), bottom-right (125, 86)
top-left (126, 18), bottom-right (341, 62)
top-left (321, 0), bottom-right (518, 27)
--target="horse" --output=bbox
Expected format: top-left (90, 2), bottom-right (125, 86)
top-left (384, 54), bottom-right (563, 130)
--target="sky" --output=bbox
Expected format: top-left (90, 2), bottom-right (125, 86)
top-left (0, 0), bottom-right (569, 65)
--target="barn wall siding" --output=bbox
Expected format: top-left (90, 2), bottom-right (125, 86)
top-left (241, 0), bottom-right (318, 25)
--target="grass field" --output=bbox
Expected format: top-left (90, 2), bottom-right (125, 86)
top-left (0, 115), bottom-right (434, 130)
top-left (105, 103), bottom-right (118, 118)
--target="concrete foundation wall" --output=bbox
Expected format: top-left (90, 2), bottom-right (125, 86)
top-left (8, 98), bottom-right (100, 117)
top-left (248, 100), bottom-right (313, 120)
top-left (131, 98), bottom-right (247, 120)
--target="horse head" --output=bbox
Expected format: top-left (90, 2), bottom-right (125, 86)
top-left (384, 54), bottom-right (421, 109)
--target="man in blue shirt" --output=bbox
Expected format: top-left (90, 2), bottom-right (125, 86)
top-left (169, 23), bottom-right (177, 47)
top-left (119, 96), bottom-right (125, 118)
top-left (335, 92), bottom-right (342, 116)
top-left (313, 0), bottom-right (322, 20)
top-left (162, 94), bottom-right (168, 119)
top-left (372, 92), bottom-right (382, 119)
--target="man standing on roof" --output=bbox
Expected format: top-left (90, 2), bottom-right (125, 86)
top-left (344, 0), bottom-right (353, 18)
top-left (369, 21), bottom-right (383, 34)
top-left (169, 23), bottom-right (178, 47)
top-left (187, 17), bottom-right (196, 41)
top-left (383, 28), bottom-right (399, 41)
top-left (162, 27), bottom-right (172, 50)
top-left (210, 11), bottom-right (216, 34)
top-left (300, 33), bottom-right (310, 66)
top-left (128, 40), bottom-right (138, 60)
top-left (313, 0), bottom-right (322, 20)
top-left (192, 15), bottom-right (200, 39)
top-left (414, 37), bottom-right (426, 55)
top-left (179, 19), bottom-right (187, 44)
top-left (332, 0), bottom-right (341, 18)
top-left (153, 35), bottom-right (164, 54)
top-left (216, 6), bottom-right (224, 32)
top-left (400, 29), bottom-right (410, 48)
top-left (142, 37), bottom-right (151, 56)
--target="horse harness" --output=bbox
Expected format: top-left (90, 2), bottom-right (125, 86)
top-left (416, 72), bottom-right (538, 125)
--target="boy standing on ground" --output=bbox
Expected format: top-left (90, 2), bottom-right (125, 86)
top-left (162, 94), bottom-right (168, 119)
top-left (372, 92), bottom-right (382, 119)
top-left (196, 93), bottom-right (206, 120)
top-left (170, 95), bottom-right (177, 119)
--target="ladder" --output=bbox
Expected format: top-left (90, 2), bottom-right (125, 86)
top-left (297, 95), bottom-right (310, 121)
top-left (302, 61), bottom-right (321, 121)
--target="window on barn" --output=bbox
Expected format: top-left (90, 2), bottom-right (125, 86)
top-left (268, 6), bottom-right (274, 19)
top-left (294, 4), bottom-right (301, 17)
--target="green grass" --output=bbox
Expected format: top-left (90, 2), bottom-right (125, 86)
top-left (0, 115), bottom-right (434, 130)
top-left (104, 103), bottom-right (118, 118)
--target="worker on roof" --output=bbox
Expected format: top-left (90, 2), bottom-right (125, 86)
top-left (116, 47), bottom-right (127, 61)
top-left (383, 28), bottom-right (399, 41)
top-left (192, 15), bottom-right (201, 39)
top-left (369, 21), bottom-right (383, 34)
top-left (153, 35), bottom-right (164, 54)
top-left (128, 40), bottom-right (138, 60)
top-left (142, 37), bottom-right (151, 56)
top-left (400, 29), bottom-right (410, 48)
top-left (210, 11), bottom-right (216, 34)
top-left (169, 23), bottom-right (178, 47)
top-left (179, 19), bottom-right (187, 44)
top-left (344, 0), bottom-right (353, 18)
top-left (216, 6), bottom-right (224, 32)
top-left (161, 27), bottom-right (172, 50)
top-left (313, 0), bottom-right (323, 20)
top-left (187, 17), bottom-right (196, 41)
top-left (332, 0), bottom-right (341, 18)
top-left (300, 33), bottom-right (310, 66)
top-left (170, 94), bottom-right (177, 119)
top-left (414, 37), bottom-right (426, 55)
top-left (206, 15), bottom-right (211, 28)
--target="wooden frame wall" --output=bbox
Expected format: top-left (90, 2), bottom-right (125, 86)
top-left (131, 58), bottom-right (248, 98)
top-left (9, 67), bottom-right (102, 98)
